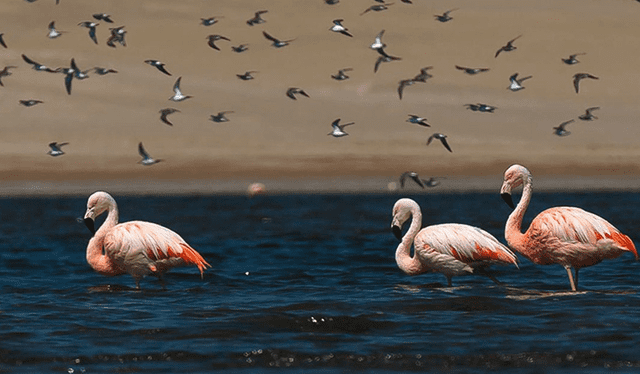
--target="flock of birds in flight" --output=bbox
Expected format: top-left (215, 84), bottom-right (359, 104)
top-left (0, 0), bottom-right (604, 168)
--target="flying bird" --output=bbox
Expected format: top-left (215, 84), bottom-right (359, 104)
top-left (237, 71), bottom-right (257, 80)
top-left (369, 29), bottom-right (385, 50)
top-left (286, 87), bottom-right (309, 100)
top-left (329, 19), bottom-right (353, 37)
top-left (455, 65), bottom-right (489, 75)
top-left (328, 118), bottom-right (354, 137)
top-left (144, 60), bottom-right (171, 76)
top-left (262, 31), bottom-right (295, 48)
top-left (47, 21), bottom-right (65, 39)
top-left (19, 99), bottom-right (43, 107)
top-left (331, 68), bottom-right (352, 81)
top-left (0, 65), bottom-right (17, 86)
top-left (231, 44), bottom-right (249, 53)
top-left (562, 52), bottom-right (586, 65)
top-left (210, 111), bottom-right (234, 123)
top-left (495, 35), bottom-right (522, 58)
top-left (361, 3), bottom-right (394, 15)
top-left (201, 16), bottom-right (223, 26)
top-left (93, 13), bottom-right (114, 23)
top-left (159, 108), bottom-right (180, 126)
top-left (247, 10), bottom-right (268, 26)
top-left (78, 21), bottom-right (99, 44)
top-left (465, 103), bottom-right (496, 113)
top-left (374, 47), bottom-right (402, 73)
top-left (169, 76), bottom-right (192, 102)
top-left (392, 198), bottom-right (518, 286)
top-left (426, 133), bottom-right (452, 152)
top-left (412, 66), bottom-right (433, 82)
top-left (573, 73), bottom-right (598, 93)
top-left (422, 177), bottom-right (441, 188)
top-left (397, 79), bottom-right (415, 100)
top-left (500, 164), bottom-right (637, 291)
top-left (553, 119), bottom-right (574, 136)
top-left (138, 142), bottom-right (163, 165)
top-left (578, 106), bottom-right (599, 121)
top-left (0, 33), bottom-right (6, 48)
top-left (207, 34), bottom-right (231, 50)
top-left (507, 72), bottom-right (532, 91)
top-left (93, 67), bottom-right (117, 75)
top-left (399, 171), bottom-right (425, 189)
top-left (434, 8), bottom-right (458, 22)
top-left (406, 114), bottom-right (429, 127)
top-left (22, 54), bottom-right (57, 72)
top-left (106, 26), bottom-right (126, 47)
top-left (47, 142), bottom-right (68, 156)
top-left (82, 191), bottom-right (210, 289)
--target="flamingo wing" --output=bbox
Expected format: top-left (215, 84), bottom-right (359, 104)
top-left (528, 207), bottom-right (637, 261)
top-left (104, 221), bottom-right (210, 277)
top-left (416, 224), bottom-right (518, 266)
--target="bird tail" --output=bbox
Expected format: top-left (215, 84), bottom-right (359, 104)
top-left (179, 243), bottom-right (212, 278)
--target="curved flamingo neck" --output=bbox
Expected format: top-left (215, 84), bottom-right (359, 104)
top-left (505, 175), bottom-right (533, 255)
top-left (86, 200), bottom-right (123, 275)
top-left (395, 202), bottom-right (427, 275)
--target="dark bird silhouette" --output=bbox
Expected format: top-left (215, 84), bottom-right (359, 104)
top-left (106, 26), bottom-right (126, 47)
top-left (286, 87), bottom-right (309, 100)
top-left (93, 67), bottom-right (117, 75)
top-left (247, 10), bottom-right (268, 26)
top-left (19, 99), bottom-right (44, 107)
top-left (169, 76), bottom-right (192, 102)
top-left (553, 120), bottom-right (574, 136)
top-left (0, 65), bottom-right (17, 86)
top-left (201, 16), bottom-right (223, 26)
top-left (262, 31), bottom-right (295, 48)
top-left (400, 172), bottom-right (425, 189)
top-left (159, 108), bottom-right (180, 126)
top-left (578, 106), bottom-right (599, 121)
top-left (331, 68), bottom-right (352, 81)
top-left (22, 54), bottom-right (57, 72)
top-left (237, 71), bottom-right (257, 80)
top-left (495, 35), bottom-right (522, 58)
top-left (412, 66), bottom-right (433, 82)
top-left (562, 53), bottom-right (586, 65)
top-left (0, 33), bottom-right (7, 48)
top-left (573, 73), bottom-right (598, 93)
top-left (78, 21), bottom-right (99, 44)
top-left (47, 142), bottom-right (68, 156)
top-left (144, 60), bottom-right (171, 76)
top-left (507, 72), bottom-right (532, 91)
top-left (465, 103), bottom-right (496, 113)
top-left (361, 3), bottom-right (394, 15)
top-left (93, 13), bottom-right (114, 23)
top-left (374, 55), bottom-right (401, 73)
top-left (210, 111), bottom-right (234, 123)
top-left (397, 79), bottom-right (415, 100)
top-left (138, 142), bottom-right (163, 165)
top-left (426, 133), bottom-right (452, 152)
top-left (435, 8), bottom-right (458, 22)
top-left (407, 114), bottom-right (430, 127)
top-left (455, 65), bottom-right (489, 75)
top-left (207, 34), bottom-right (231, 50)
top-left (47, 21), bottom-right (65, 39)
top-left (231, 44), bottom-right (249, 53)
top-left (328, 118), bottom-right (354, 137)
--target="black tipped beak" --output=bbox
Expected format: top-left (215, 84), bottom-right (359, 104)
top-left (84, 218), bottom-right (96, 234)
top-left (392, 225), bottom-right (402, 241)
top-left (501, 193), bottom-right (515, 209)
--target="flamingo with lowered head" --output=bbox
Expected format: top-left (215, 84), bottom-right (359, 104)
top-left (83, 191), bottom-right (210, 289)
top-left (391, 198), bottom-right (518, 286)
top-left (500, 164), bottom-right (637, 291)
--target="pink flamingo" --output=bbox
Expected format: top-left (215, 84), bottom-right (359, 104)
top-left (500, 164), bottom-right (637, 291)
top-left (83, 191), bottom-right (210, 289)
top-left (391, 198), bottom-right (518, 286)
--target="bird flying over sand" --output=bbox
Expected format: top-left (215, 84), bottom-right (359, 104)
top-left (578, 106), bottom-right (599, 121)
top-left (237, 71), bottom-right (257, 80)
top-left (138, 142), bottom-right (163, 165)
top-left (19, 99), bottom-right (44, 107)
top-left (210, 111), bottom-right (234, 123)
top-left (434, 8), bottom-right (458, 22)
top-left (573, 73), bottom-right (598, 93)
top-left (397, 79), bottom-right (415, 100)
top-left (262, 31), bottom-right (295, 48)
top-left (455, 65), bottom-right (489, 75)
top-left (169, 76), bottom-right (192, 101)
top-left (0, 65), bottom-right (17, 86)
top-left (361, 3), bottom-right (394, 15)
top-left (145, 60), bottom-right (171, 76)
top-left (22, 54), bottom-right (56, 72)
top-left (159, 108), bottom-right (180, 126)
top-left (330, 19), bottom-right (353, 37)
top-left (78, 21), bottom-right (99, 44)
top-left (400, 171), bottom-right (425, 189)
top-left (553, 119), bottom-right (574, 136)
top-left (507, 72), bottom-right (532, 91)
top-left (495, 35), bottom-right (522, 58)
top-left (562, 52), bottom-right (586, 65)
top-left (331, 68), bottom-right (352, 81)
top-left (93, 13), bottom-right (113, 23)
top-left (247, 10), bottom-right (268, 26)
top-left (201, 16), bottom-right (223, 26)
top-left (47, 142), bottom-right (68, 156)
top-left (207, 34), bottom-right (231, 50)
top-left (286, 87), bottom-right (309, 100)
top-left (328, 118), bottom-right (354, 137)
top-left (406, 114), bottom-right (430, 127)
top-left (47, 21), bottom-right (65, 39)
top-left (426, 133), bottom-right (452, 152)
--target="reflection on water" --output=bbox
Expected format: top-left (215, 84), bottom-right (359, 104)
top-left (1, 193), bottom-right (639, 373)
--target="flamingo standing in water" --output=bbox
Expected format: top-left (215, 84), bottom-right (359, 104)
top-left (83, 191), bottom-right (210, 289)
top-left (500, 164), bottom-right (637, 291)
top-left (391, 198), bottom-right (518, 286)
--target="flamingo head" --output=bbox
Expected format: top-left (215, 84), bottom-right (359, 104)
top-left (500, 164), bottom-right (531, 209)
top-left (391, 198), bottom-right (416, 240)
top-left (83, 191), bottom-right (115, 234)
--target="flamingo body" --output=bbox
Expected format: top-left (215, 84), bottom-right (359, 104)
top-left (392, 198), bottom-right (517, 286)
top-left (501, 164), bottom-right (637, 290)
top-left (84, 191), bottom-right (210, 288)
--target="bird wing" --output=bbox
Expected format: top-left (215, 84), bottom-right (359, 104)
top-left (48, 21), bottom-right (55, 30)
top-left (64, 72), bottom-right (73, 95)
top-left (0, 34), bottom-right (6, 48)
top-left (22, 54), bottom-right (36, 65)
top-left (157, 64), bottom-right (171, 76)
top-left (440, 137), bottom-right (453, 152)
top-left (374, 56), bottom-right (384, 73)
top-left (416, 224), bottom-right (517, 265)
top-left (105, 221), bottom-right (210, 277)
top-left (138, 142), bottom-right (150, 158)
top-left (331, 118), bottom-right (341, 130)
top-left (495, 47), bottom-right (505, 58)
top-left (573, 76), bottom-right (580, 93)
top-left (173, 77), bottom-right (182, 94)
top-left (88, 27), bottom-right (98, 44)
top-left (262, 31), bottom-right (277, 42)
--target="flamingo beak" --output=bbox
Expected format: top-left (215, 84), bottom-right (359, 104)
top-left (392, 225), bottom-right (402, 241)
top-left (501, 193), bottom-right (515, 209)
top-left (83, 218), bottom-right (96, 234)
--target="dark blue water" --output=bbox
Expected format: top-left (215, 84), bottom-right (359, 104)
top-left (1, 192), bottom-right (640, 373)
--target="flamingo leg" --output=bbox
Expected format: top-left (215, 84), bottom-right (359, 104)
top-left (564, 266), bottom-right (577, 291)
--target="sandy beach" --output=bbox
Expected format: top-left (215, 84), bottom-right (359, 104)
top-left (2, 0), bottom-right (640, 195)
